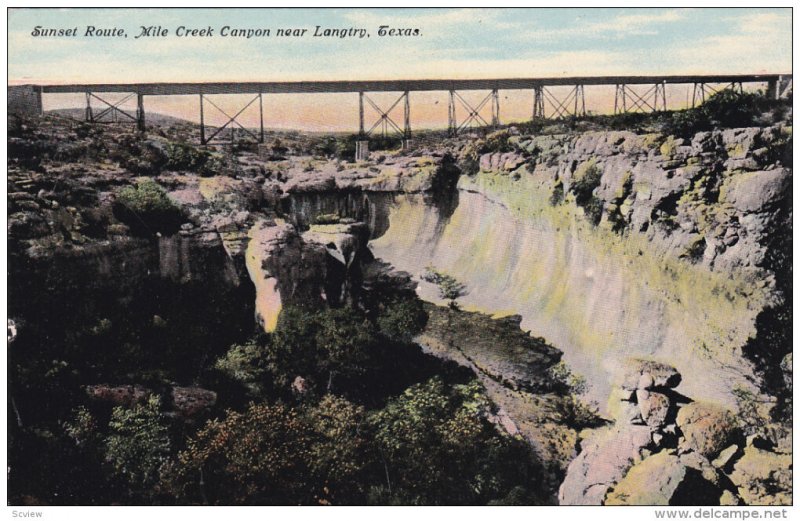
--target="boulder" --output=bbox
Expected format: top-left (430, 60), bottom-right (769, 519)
top-left (636, 390), bottom-right (672, 428)
top-left (729, 445), bottom-right (792, 505)
top-left (559, 425), bottom-right (653, 505)
top-left (170, 386), bottom-right (217, 418)
top-left (621, 359), bottom-right (682, 391)
top-left (605, 451), bottom-right (723, 505)
top-left (676, 402), bottom-right (738, 459)
top-left (85, 384), bottom-right (149, 407)
top-left (722, 169), bottom-right (790, 214)
top-left (712, 444), bottom-right (742, 471)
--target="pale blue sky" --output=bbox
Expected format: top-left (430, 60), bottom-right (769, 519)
top-left (7, 8), bottom-right (793, 131)
top-left (8, 8), bottom-right (792, 84)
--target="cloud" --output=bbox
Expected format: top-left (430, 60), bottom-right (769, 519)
top-left (523, 8), bottom-right (689, 41)
top-left (668, 10), bottom-right (791, 74)
top-left (343, 8), bottom-right (500, 28)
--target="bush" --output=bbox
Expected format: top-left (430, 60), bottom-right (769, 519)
top-left (479, 129), bottom-right (514, 154)
top-left (422, 267), bottom-right (467, 308)
top-left (267, 306), bottom-right (380, 394)
top-left (164, 142), bottom-right (213, 174)
top-left (570, 160), bottom-right (603, 207)
top-left (662, 89), bottom-right (767, 138)
top-left (105, 396), bottom-right (172, 497)
top-left (114, 179), bottom-right (183, 235)
top-left (376, 298), bottom-right (429, 341)
top-left (368, 377), bottom-right (545, 505)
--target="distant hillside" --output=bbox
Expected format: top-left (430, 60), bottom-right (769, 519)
top-left (47, 108), bottom-right (193, 126)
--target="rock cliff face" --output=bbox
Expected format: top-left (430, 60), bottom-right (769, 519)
top-left (370, 126), bottom-right (791, 410)
top-left (245, 217), bottom-right (369, 332)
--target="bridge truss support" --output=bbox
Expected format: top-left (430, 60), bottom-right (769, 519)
top-left (691, 82), bottom-right (744, 107)
top-left (358, 91), bottom-right (411, 145)
top-left (84, 92), bottom-right (139, 124)
top-left (532, 85), bottom-right (585, 120)
top-left (198, 93), bottom-right (264, 145)
top-left (614, 82), bottom-right (667, 114)
top-left (767, 76), bottom-right (793, 100)
top-left (448, 89), bottom-right (500, 136)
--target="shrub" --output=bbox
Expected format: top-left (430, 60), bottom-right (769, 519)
top-left (479, 129), bottom-right (514, 154)
top-left (164, 142), bottom-right (212, 172)
top-left (368, 377), bottom-right (545, 505)
top-left (105, 396), bottom-right (172, 496)
top-left (114, 179), bottom-right (183, 235)
top-left (570, 160), bottom-right (603, 206)
top-left (662, 89), bottom-right (766, 138)
top-left (376, 298), bottom-right (429, 341)
top-left (549, 181), bottom-right (564, 206)
top-left (267, 306), bottom-right (380, 394)
top-left (214, 340), bottom-right (271, 399)
top-left (422, 267), bottom-right (467, 308)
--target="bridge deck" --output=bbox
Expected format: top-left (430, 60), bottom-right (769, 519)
top-left (38, 74), bottom-right (790, 95)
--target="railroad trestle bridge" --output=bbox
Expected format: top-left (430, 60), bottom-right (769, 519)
top-left (8, 74), bottom-right (792, 156)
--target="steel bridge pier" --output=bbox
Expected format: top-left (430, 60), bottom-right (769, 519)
top-left (532, 85), bottom-right (585, 120)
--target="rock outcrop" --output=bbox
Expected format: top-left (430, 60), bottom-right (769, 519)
top-left (245, 217), bottom-right (370, 332)
top-left (559, 359), bottom-right (791, 506)
top-left (85, 384), bottom-right (217, 419)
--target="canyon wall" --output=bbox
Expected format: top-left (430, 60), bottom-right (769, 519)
top-left (371, 127), bottom-right (791, 409)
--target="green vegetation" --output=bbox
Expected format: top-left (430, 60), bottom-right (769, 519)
top-left (114, 178), bottom-right (184, 235)
top-left (662, 90), bottom-right (785, 138)
top-left (568, 160), bottom-right (604, 225)
top-left (160, 376), bottom-right (544, 505)
top-left (376, 298), bottom-right (428, 342)
top-left (105, 396), bottom-right (172, 497)
top-left (164, 142), bottom-right (214, 173)
top-left (367, 377), bottom-right (544, 505)
top-left (422, 266), bottom-right (468, 308)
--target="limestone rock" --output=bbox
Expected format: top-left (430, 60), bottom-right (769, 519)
top-left (85, 384), bottom-right (149, 407)
top-left (302, 222), bottom-right (368, 267)
top-left (720, 490), bottom-right (741, 506)
top-left (621, 359), bottom-right (682, 391)
top-left (722, 168), bottom-right (790, 214)
top-left (712, 444), bottom-right (742, 471)
top-left (170, 386), bottom-right (217, 418)
top-left (729, 445), bottom-right (792, 505)
top-left (558, 425), bottom-right (653, 505)
top-left (676, 402), bottom-right (738, 459)
top-left (637, 390), bottom-right (672, 428)
top-left (605, 451), bottom-right (723, 505)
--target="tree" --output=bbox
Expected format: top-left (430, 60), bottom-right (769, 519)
top-left (313, 307), bottom-right (378, 391)
top-left (162, 402), bottom-right (314, 505)
top-left (376, 298), bottom-right (428, 342)
top-left (105, 395), bottom-right (172, 498)
top-left (422, 267), bottom-right (467, 309)
top-left (161, 398), bottom-right (371, 505)
top-left (368, 377), bottom-right (543, 505)
top-left (266, 306), bottom-right (380, 394)
top-left (304, 395), bottom-right (371, 504)
top-left (213, 339), bottom-right (271, 399)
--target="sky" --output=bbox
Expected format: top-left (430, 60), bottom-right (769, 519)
top-left (7, 8), bottom-right (793, 131)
